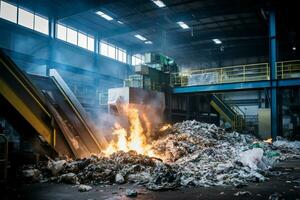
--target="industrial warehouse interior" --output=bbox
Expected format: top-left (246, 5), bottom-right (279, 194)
top-left (0, 0), bottom-right (300, 199)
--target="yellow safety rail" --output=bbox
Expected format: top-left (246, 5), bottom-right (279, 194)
top-left (171, 60), bottom-right (300, 87)
top-left (210, 94), bottom-right (245, 131)
top-left (277, 60), bottom-right (300, 80)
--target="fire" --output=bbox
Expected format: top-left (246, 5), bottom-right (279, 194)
top-left (159, 124), bottom-right (171, 132)
top-left (264, 138), bottom-right (272, 144)
top-left (103, 104), bottom-right (155, 157)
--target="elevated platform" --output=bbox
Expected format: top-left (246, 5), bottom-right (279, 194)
top-left (172, 78), bottom-right (300, 94)
top-left (171, 60), bottom-right (300, 94)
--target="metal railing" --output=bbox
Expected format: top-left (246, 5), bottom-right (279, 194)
top-left (277, 60), bottom-right (300, 80)
top-left (211, 94), bottom-right (245, 131)
top-left (171, 60), bottom-right (300, 87)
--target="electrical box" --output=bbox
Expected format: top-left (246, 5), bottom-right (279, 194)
top-left (258, 108), bottom-right (271, 139)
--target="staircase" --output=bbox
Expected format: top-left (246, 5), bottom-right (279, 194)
top-left (210, 94), bottom-right (245, 131)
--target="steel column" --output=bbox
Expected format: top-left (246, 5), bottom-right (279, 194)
top-left (49, 17), bottom-right (56, 39)
top-left (48, 17), bottom-right (56, 76)
top-left (269, 9), bottom-right (278, 140)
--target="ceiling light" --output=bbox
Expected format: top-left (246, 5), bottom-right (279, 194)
top-left (177, 21), bottom-right (189, 29)
top-left (117, 20), bottom-right (124, 24)
top-left (134, 34), bottom-right (147, 41)
top-left (151, 0), bottom-right (166, 8)
top-left (145, 41), bottom-right (153, 44)
top-left (96, 11), bottom-right (113, 21)
top-left (212, 39), bottom-right (222, 44)
top-left (293, 46), bottom-right (296, 51)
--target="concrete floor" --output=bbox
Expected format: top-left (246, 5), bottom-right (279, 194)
top-left (2, 160), bottom-right (300, 200)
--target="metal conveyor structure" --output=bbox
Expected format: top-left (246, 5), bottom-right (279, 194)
top-left (0, 51), bottom-right (107, 159)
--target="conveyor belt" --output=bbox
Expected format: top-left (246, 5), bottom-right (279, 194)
top-left (0, 50), bottom-right (106, 158)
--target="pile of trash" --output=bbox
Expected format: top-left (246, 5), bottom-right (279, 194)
top-left (21, 120), bottom-right (300, 191)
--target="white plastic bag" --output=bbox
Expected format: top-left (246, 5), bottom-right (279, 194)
top-left (239, 148), bottom-right (264, 170)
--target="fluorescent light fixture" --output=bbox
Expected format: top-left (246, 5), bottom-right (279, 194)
top-left (134, 34), bottom-right (147, 41)
top-left (145, 41), bottom-right (152, 44)
top-left (117, 20), bottom-right (124, 24)
top-left (177, 21), bottom-right (189, 29)
top-left (212, 39), bottom-right (222, 44)
top-left (96, 11), bottom-right (113, 21)
top-left (151, 0), bottom-right (166, 8)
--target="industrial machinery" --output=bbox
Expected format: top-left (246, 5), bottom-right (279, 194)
top-left (0, 51), bottom-right (107, 159)
top-left (144, 52), bottom-right (178, 73)
top-left (124, 52), bottom-right (178, 91)
top-left (108, 87), bottom-right (165, 127)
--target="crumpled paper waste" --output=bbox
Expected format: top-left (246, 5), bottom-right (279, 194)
top-left (20, 120), bottom-right (300, 190)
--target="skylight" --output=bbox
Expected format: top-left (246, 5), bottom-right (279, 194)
top-left (177, 21), bottom-right (189, 29)
top-left (96, 11), bottom-right (113, 21)
top-left (134, 34), bottom-right (147, 41)
top-left (145, 41), bottom-right (152, 44)
top-left (212, 39), bottom-right (222, 44)
top-left (151, 0), bottom-right (166, 8)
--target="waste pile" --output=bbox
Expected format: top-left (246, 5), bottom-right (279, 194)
top-left (21, 120), bottom-right (300, 191)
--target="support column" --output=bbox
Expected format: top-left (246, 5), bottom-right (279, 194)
top-left (49, 17), bottom-right (56, 39)
top-left (269, 9), bottom-right (278, 140)
top-left (186, 95), bottom-right (191, 120)
top-left (47, 17), bottom-right (56, 76)
top-left (95, 33), bottom-right (99, 54)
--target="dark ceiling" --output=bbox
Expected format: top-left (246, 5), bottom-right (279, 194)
top-left (13, 0), bottom-right (300, 66)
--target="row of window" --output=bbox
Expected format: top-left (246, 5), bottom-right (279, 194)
top-left (100, 41), bottom-right (127, 63)
top-left (56, 24), bottom-right (95, 52)
top-left (0, 0), bottom-right (49, 35)
top-left (0, 1), bottom-right (143, 66)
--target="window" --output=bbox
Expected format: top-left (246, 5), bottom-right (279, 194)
top-left (87, 36), bottom-right (94, 51)
top-left (132, 54), bottom-right (144, 66)
top-left (107, 44), bottom-right (115, 59)
top-left (56, 23), bottom-right (94, 51)
top-left (100, 42), bottom-right (108, 56)
top-left (0, 1), bottom-right (49, 34)
top-left (0, 1), bottom-right (17, 23)
top-left (34, 15), bottom-right (48, 35)
top-left (18, 8), bottom-right (34, 29)
top-left (67, 27), bottom-right (77, 45)
top-left (18, 7), bottom-right (48, 34)
top-left (78, 32), bottom-right (87, 48)
top-left (99, 41), bottom-right (127, 63)
top-left (122, 51), bottom-right (127, 63)
top-left (117, 48), bottom-right (126, 63)
top-left (57, 24), bottom-right (67, 41)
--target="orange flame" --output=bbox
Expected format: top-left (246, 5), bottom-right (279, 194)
top-left (159, 124), bottom-right (171, 132)
top-left (103, 104), bottom-right (155, 157)
top-left (264, 138), bottom-right (272, 144)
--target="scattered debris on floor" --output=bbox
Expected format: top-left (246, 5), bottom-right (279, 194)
top-left (77, 184), bottom-right (92, 192)
top-left (125, 189), bottom-right (138, 197)
top-left (22, 169), bottom-right (41, 182)
top-left (20, 120), bottom-right (300, 191)
top-left (234, 191), bottom-right (252, 196)
top-left (268, 192), bottom-right (282, 200)
top-left (59, 173), bottom-right (79, 184)
top-left (115, 173), bottom-right (125, 184)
